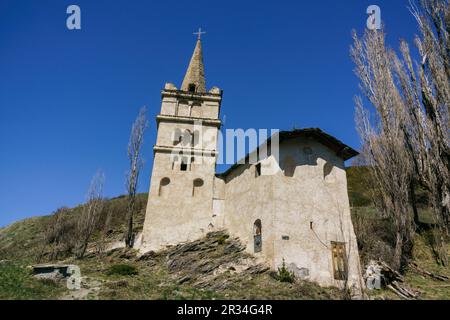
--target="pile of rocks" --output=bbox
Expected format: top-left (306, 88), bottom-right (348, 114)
top-left (149, 231), bottom-right (270, 289)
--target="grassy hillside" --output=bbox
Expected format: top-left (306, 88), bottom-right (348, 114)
top-left (73, 231), bottom-right (344, 300)
top-left (347, 167), bottom-right (450, 299)
top-left (0, 167), bottom-right (448, 300)
top-left (0, 261), bottom-right (65, 300)
top-left (0, 193), bottom-right (148, 262)
top-left (0, 231), bottom-right (342, 300)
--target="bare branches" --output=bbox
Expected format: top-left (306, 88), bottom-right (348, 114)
top-left (125, 107), bottom-right (148, 248)
top-left (352, 0), bottom-right (449, 267)
top-left (41, 207), bottom-right (75, 261)
top-left (75, 170), bottom-right (105, 259)
top-left (41, 172), bottom-right (105, 261)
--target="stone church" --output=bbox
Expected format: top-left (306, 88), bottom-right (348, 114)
top-left (140, 36), bottom-right (364, 291)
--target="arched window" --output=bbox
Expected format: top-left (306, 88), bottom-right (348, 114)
top-left (188, 83), bottom-right (196, 93)
top-left (158, 177), bottom-right (170, 196)
top-left (192, 178), bottom-right (204, 196)
top-left (181, 129), bottom-right (193, 147)
top-left (253, 219), bottom-right (262, 253)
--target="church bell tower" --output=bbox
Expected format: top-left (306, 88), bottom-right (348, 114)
top-left (141, 30), bottom-right (223, 251)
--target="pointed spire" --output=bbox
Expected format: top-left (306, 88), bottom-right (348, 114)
top-left (181, 37), bottom-right (206, 93)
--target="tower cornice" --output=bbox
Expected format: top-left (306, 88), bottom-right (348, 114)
top-left (153, 145), bottom-right (218, 156)
top-left (161, 89), bottom-right (222, 102)
top-left (156, 114), bottom-right (221, 127)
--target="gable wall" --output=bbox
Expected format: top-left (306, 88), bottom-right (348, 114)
top-left (221, 138), bottom-right (363, 291)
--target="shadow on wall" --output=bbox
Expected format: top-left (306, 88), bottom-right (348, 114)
top-left (222, 137), bottom-right (346, 183)
top-left (273, 146), bottom-right (344, 179)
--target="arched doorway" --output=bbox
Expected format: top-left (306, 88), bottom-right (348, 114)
top-left (253, 219), bottom-right (262, 253)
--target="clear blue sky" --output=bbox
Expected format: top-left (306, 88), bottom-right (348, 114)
top-left (0, 0), bottom-right (419, 227)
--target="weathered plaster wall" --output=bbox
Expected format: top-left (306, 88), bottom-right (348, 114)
top-left (160, 89), bottom-right (220, 119)
top-left (141, 86), bottom-right (363, 293)
top-left (141, 151), bottom-right (217, 251)
top-left (140, 88), bottom-right (221, 252)
top-left (222, 163), bottom-right (276, 263)
top-left (271, 139), bottom-right (363, 290)
top-left (155, 120), bottom-right (218, 152)
top-left (221, 138), bottom-right (363, 291)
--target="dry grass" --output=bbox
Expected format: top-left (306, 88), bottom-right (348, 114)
top-left (1, 182), bottom-right (448, 300)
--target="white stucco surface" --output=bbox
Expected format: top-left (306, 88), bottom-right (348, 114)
top-left (140, 83), bottom-right (364, 294)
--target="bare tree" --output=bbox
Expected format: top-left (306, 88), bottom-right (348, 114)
top-left (40, 207), bottom-right (75, 262)
top-left (75, 170), bottom-right (105, 259)
top-left (351, 0), bottom-right (449, 267)
top-left (352, 28), bottom-right (417, 270)
top-left (125, 107), bottom-right (148, 248)
top-left (355, 98), bottom-right (416, 270)
top-left (406, 0), bottom-right (450, 265)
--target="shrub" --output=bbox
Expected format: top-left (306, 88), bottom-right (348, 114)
top-left (352, 207), bottom-right (397, 266)
top-left (105, 280), bottom-right (129, 289)
top-left (217, 235), bottom-right (229, 245)
top-left (106, 264), bottom-right (138, 276)
top-left (274, 259), bottom-right (296, 283)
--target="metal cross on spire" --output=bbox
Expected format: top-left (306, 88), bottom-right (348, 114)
top-left (193, 27), bottom-right (206, 40)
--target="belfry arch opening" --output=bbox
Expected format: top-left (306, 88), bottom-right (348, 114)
top-left (188, 83), bottom-right (196, 93)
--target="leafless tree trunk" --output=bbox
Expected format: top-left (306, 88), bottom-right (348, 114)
top-left (351, 0), bottom-right (449, 267)
top-left (40, 207), bottom-right (71, 262)
top-left (75, 170), bottom-right (105, 259)
top-left (125, 107), bottom-right (148, 248)
top-left (408, 0), bottom-right (450, 265)
top-left (352, 30), bottom-right (416, 270)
